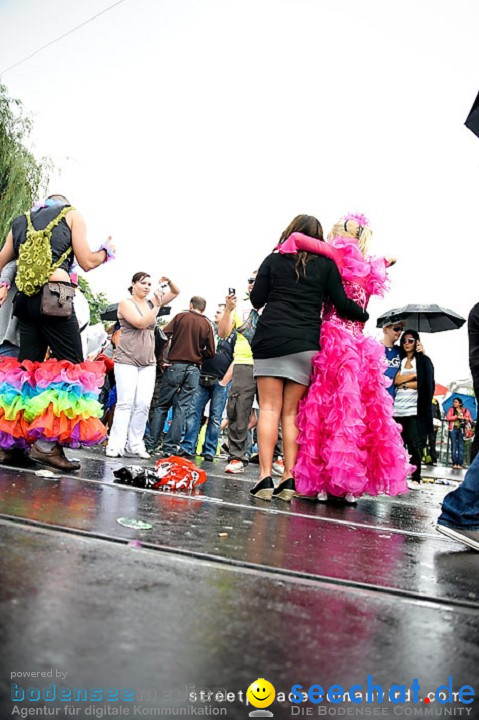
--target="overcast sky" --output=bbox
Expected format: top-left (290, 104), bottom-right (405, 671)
top-left (1, 0), bottom-right (478, 385)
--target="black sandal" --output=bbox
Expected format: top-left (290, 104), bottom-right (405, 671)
top-left (250, 476), bottom-right (274, 500)
top-left (272, 477), bottom-right (296, 502)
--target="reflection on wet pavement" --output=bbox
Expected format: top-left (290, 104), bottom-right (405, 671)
top-left (1, 449), bottom-right (478, 714)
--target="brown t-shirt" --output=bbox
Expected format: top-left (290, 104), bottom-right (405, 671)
top-left (165, 310), bottom-right (215, 365)
top-left (115, 299), bottom-right (156, 367)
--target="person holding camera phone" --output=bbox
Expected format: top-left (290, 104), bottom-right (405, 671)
top-left (217, 272), bottom-right (258, 474)
top-left (105, 272), bottom-right (179, 459)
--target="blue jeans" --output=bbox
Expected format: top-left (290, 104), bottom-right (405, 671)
top-left (0, 341), bottom-right (19, 358)
top-left (450, 428), bottom-right (464, 465)
top-left (181, 380), bottom-right (229, 456)
top-left (145, 363), bottom-right (200, 454)
top-left (438, 453), bottom-right (479, 530)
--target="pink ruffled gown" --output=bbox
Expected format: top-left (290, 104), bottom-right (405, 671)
top-left (279, 233), bottom-right (411, 498)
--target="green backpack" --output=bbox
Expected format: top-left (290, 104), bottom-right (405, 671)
top-left (16, 205), bottom-right (75, 296)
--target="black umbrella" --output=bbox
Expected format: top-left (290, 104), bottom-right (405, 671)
top-left (376, 304), bottom-right (465, 333)
top-left (465, 90), bottom-right (479, 139)
top-left (100, 303), bottom-right (171, 321)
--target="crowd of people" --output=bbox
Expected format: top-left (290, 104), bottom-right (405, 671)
top-left (0, 197), bottom-right (478, 552)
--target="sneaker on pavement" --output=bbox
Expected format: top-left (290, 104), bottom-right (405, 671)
top-left (225, 459), bottom-right (245, 474)
top-left (436, 524), bottom-right (479, 551)
top-left (106, 448), bottom-right (122, 458)
top-left (408, 480), bottom-right (422, 490)
top-left (272, 457), bottom-right (285, 476)
top-left (202, 454), bottom-right (214, 462)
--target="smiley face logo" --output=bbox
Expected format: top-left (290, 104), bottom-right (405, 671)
top-left (246, 678), bottom-right (276, 709)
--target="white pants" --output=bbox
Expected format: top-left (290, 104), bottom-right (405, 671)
top-left (106, 363), bottom-right (156, 454)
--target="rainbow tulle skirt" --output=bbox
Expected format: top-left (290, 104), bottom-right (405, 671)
top-left (0, 358), bottom-right (107, 449)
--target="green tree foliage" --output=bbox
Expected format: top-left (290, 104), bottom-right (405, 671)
top-left (0, 82), bottom-right (50, 244)
top-left (77, 275), bottom-right (109, 325)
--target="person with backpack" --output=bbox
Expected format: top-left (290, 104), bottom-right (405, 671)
top-left (0, 194), bottom-right (115, 471)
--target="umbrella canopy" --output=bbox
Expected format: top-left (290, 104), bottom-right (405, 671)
top-left (376, 304), bottom-right (465, 333)
top-left (100, 304), bottom-right (171, 321)
top-left (465, 90), bottom-right (479, 139)
top-left (434, 383), bottom-right (449, 397)
top-left (442, 393), bottom-right (477, 422)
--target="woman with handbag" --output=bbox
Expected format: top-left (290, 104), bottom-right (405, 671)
top-left (0, 194), bottom-right (116, 471)
top-left (446, 398), bottom-right (472, 469)
top-left (105, 272), bottom-right (179, 459)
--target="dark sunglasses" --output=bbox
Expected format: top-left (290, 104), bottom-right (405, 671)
top-left (392, 326), bottom-right (403, 332)
top-left (402, 338), bottom-right (415, 345)
top-left (247, 277), bottom-right (255, 283)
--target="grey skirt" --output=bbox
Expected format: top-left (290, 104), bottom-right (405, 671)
top-left (253, 350), bottom-right (316, 386)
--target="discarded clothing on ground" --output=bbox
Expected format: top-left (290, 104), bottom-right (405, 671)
top-left (113, 455), bottom-right (207, 492)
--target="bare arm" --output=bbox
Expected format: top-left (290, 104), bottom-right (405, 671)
top-left (394, 371), bottom-right (417, 386)
top-left (68, 210), bottom-right (115, 272)
top-left (118, 295), bottom-right (162, 330)
top-left (394, 378), bottom-right (418, 389)
top-left (158, 276), bottom-right (180, 306)
top-left (218, 294), bottom-right (236, 338)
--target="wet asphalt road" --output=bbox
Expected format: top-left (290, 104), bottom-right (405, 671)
top-left (0, 449), bottom-right (477, 718)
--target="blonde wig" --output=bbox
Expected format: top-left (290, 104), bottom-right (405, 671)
top-left (328, 214), bottom-right (372, 256)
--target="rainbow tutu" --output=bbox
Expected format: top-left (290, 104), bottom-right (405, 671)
top-left (0, 358), bottom-right (107, 449)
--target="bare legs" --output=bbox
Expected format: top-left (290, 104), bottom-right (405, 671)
top-left (256, 377), bottom-right (283, 479)
top-left (281, 380), bottom-right (308, 480)
top-left (256, 377), bottom-right (308, 481)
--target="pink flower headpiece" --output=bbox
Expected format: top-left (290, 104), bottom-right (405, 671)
top-left (343, 212), bottom-right (370, 227)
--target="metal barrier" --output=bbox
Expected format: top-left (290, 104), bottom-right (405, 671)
top-left (433, 419), bottom-right (473, 468)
